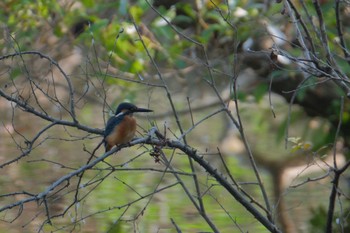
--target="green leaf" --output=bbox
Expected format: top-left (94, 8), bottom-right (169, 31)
top-left (253, 83), bottom-right (268, 102)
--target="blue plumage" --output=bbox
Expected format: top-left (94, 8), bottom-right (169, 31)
top-left (103, 114), bottom-right (125, 148)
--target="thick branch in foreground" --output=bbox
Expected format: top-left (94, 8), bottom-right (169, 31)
top-left (0, 128), bottom-right (281, 233)
top-left (155, 139), bottom-right (280, 233)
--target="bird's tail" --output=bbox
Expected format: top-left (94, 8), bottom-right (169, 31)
top-left (104, 140), bottom-right (111, 152)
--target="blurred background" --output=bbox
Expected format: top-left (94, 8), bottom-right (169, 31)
top-left (0, 0), bottom-right (349, 232)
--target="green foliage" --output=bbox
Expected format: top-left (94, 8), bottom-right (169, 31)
top-left (253, 83), bottom-right (268, 102)
top-left (307, 204), bottom-right (350, 233)
top-left (1, 0), bottom-right (61, 48)
top-left (309, 206), bottom-right (328, 233)
top-left (287, 137), bottom-right (313, 153)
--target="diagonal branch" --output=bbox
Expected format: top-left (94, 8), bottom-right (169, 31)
top-left (0, 88), bottom-right (103, 135)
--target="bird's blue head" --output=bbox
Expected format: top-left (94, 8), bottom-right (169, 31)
top-left (115, 102), bottom-right (153, 115)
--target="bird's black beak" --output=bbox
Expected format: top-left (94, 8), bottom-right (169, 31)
top-left (132, 107), bottom-right (153, 113)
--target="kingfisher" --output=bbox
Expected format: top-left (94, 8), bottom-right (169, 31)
top-left (103, 102), bottom-right (153, 152)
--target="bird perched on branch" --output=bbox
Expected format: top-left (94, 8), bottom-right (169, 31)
top-left (103, 102), bottom-right (153, 152)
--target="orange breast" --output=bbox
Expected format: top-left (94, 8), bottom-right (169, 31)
top-left (105, 115), bottom-right (137, 147)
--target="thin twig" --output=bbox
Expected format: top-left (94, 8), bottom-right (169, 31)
top-left (326, 96), bottom-right (345, 232)
top-left (170, 218), bottom-right (182, 233)
top-left (0, 88), bottom-right (103, 135)
top-left (132, 13), bottom-right (208, 228)
top-left (335, 0), bottom-right (350, 65)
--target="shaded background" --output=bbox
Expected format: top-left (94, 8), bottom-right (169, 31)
top-left (1, 0), bottom-right (350, 232)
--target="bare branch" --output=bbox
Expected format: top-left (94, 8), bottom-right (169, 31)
top-left (0, 88), bottom-right (103, 135)
top-left (335, 0), bottom-right (350, 64)
top-left (0, 51), bottom-right (77, 122)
